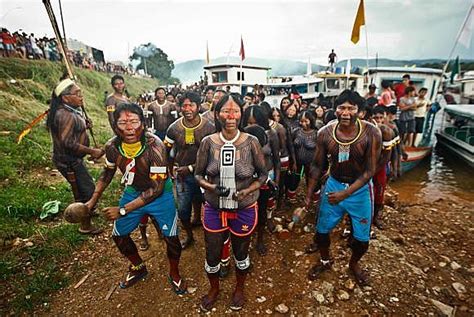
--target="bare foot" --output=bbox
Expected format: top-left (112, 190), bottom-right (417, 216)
top-left (230, 289), bottom-right (245, 311)
top-left (256, 239), bottom-right (267, 256)
top-left (200, 289), bottom-right (219, 312)
top-left (349, 263), bottom-right (370, 286)
top-left (307, 261), bottom-right (331, 280)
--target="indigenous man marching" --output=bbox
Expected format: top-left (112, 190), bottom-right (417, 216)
top-left (164, 91), bottom-right (215, 249)
top-left (106, 74), bottom-right (150, 250)
top-left (371, 106), bottom-right (396, 235)
top-left (201, 86), bottom-right (215, 113)
top-left (305, 90), bottom-right (381, 286)
top-left (202, 89), bottom-right (226, 128)
top-left (149, 87), bottom-right (178, 140)
top-left (85, 103), bottom-right (186, 292)
top-left (47, 78), bottom-right (104, 234)
top-left (105, 75), bottom-right (129, 130)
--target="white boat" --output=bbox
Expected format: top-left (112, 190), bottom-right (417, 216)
top-left (203, 63), bottom-right (270, 94)
top-left (263, 75), bottom-right (323, 108)
top-left (435, 104), bottom-right (474, 167)
top-left (314, 72), bottom-right (365, 97)
top-left (457, 71), bottom-right (474, 104)
top-left (365, 67), bottom-right (443, 103)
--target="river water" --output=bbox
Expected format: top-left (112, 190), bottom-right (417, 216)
top-left (392, 144), bottom-right (474, 203)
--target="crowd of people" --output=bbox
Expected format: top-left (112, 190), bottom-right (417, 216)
top-left (0, 27), bottom-right (131, 74)
top-left (47, 72), bottom-right (432, 311)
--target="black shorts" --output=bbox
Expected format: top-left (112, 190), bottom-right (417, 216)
top-left (399, 119), bottom-right (415, 134)
top-left (415, 117), bottom-right (425, 133)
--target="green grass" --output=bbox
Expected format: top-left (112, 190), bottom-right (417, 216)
top-left (0, 58), bottom-right (160, 314)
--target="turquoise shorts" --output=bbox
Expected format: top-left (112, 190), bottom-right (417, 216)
top-left (317, 176), bottom-right (372, 242)
top-left (112, 180), bottom-right (178, 237)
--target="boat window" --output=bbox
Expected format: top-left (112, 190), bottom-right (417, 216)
top-left (212, 71), bottom-right (228, 83)
top-left (237, 71), bottom-right (245, 81)
top-left (326, 79), bottom-right (340, 89)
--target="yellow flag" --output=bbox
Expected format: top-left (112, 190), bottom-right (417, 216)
top-left (351, 0), bottom-right (365, 44)
top-left (206, 41), bottom-right (210, 65)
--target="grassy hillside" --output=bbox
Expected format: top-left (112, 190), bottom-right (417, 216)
top-left (0, 58), bottom-right (160, 313)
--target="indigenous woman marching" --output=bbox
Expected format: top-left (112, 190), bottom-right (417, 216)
top-left (270, 107), bottom-right (292, 198)
top-left (195, 94), bottom-right (268, 311)
top-left (283, 99), bottom-right (300, 133)
top-left (242, 105), bottom-right (281, 256)
top-left (286, 110), bottom-right (319, 203)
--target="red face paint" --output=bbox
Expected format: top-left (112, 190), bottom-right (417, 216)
top-left (218, 101), bottom-right (241, 130)
top-left (116, 111), bottom-right (143, 143)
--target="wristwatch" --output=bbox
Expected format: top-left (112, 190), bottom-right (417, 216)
top-left (119, 207), bottom-right (127, 217)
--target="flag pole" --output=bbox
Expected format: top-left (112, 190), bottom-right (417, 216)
top-left (364, 23), bottom-right (370, 83)
top-left (240, 61), bottom-right (243, 94)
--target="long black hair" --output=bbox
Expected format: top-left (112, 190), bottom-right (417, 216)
top-left (46, 83), bottom-right (75, 133)
top-left (244, 125), bottom-right (268, 147)
top-left (242, 105), bottom-right (270, 130)
top-left (213, 93), bottom-right (244, 132)
top-left (299, 110), bottom-right (317, 130)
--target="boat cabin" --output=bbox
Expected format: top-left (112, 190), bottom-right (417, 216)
top-left (435, 104), bottom-right (474, 166)
top-left (263, 76), bottom-right (323, 108)
top-left (203, 63), bottom-right (270, 94)
top-left (457, 71), bottom-right (474, 104)
top-left (365, 67), bottom-right (442, 102)
top-left (314, 73), bottom-right (365, 97)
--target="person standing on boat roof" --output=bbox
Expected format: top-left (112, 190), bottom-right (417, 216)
top-left (328, 49), bottom-right (337, 72)
top-left (304, 89), bottom-right (382, 286)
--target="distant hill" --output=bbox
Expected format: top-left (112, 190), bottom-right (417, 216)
top-left (173, 57), bottom-right (474, 83)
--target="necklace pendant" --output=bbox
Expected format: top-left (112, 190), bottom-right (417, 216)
top-left (338, 144), bottom-right (350, 162)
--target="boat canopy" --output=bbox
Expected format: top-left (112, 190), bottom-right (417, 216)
top-left (315, 73), bottom-right (363, 79)
top-left (366, 67), bottom-right (443, 75)
top-left (444, 104), bottom-right (474, 119)
top-left (264, 77), bottom-right (323, 87)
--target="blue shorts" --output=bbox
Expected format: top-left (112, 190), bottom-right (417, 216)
top-left (112, 182), bottom-right (178, 237)
top-left (175, 174), bottom-right (203, 222)
top-left (317, 176), bottom-right (372, 242)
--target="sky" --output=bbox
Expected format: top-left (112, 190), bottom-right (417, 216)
top-left (1, 0), bottom-right (473, 65)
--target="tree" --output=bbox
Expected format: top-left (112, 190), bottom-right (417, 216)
top-left (130, 43), bottom-right (174, 82)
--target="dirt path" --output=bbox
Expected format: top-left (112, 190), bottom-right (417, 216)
top-left (36, 188), bottom-right (473, 316)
